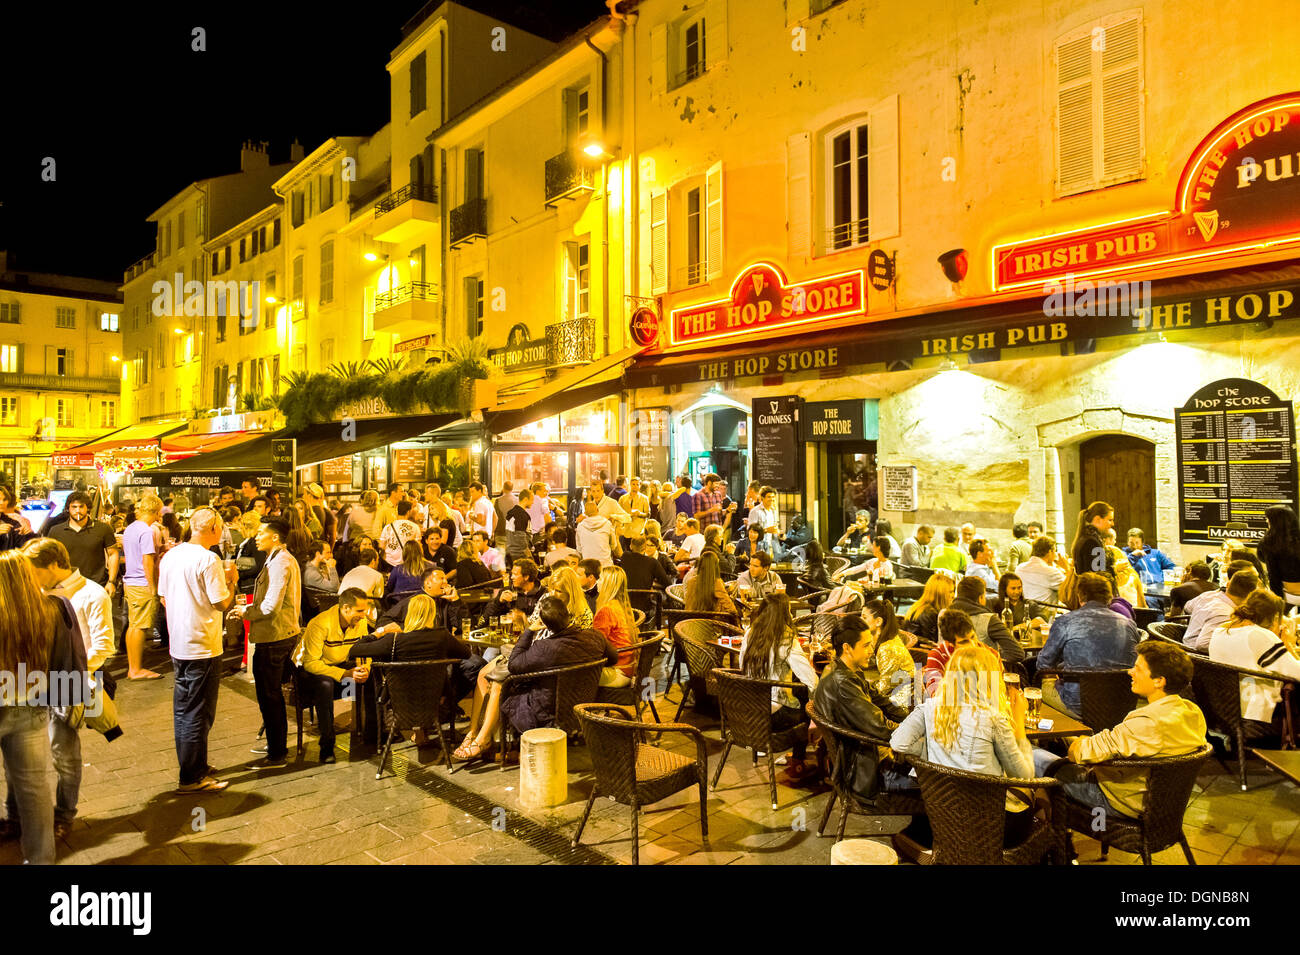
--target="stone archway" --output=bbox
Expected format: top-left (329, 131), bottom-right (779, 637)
top-left (1036, 407), bottom-right (1175, 549)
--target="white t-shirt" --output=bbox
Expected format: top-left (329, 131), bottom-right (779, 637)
top-left (471, 496), bottom-right (495, 537)
top-left (158, 542), bottom-right (230, 660)
top-left (1208, 622), bottom-right (1300, 721)
top-left (682, 533), bottom-right (706, 559)
top-left (380, 518), bottom-right (422, 567)
top-left (339, 564), bottom-right (385, 599)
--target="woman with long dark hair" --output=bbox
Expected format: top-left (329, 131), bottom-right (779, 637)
top-left (1257, 505), bottom-right (1300, 607)
top-left (803, 540), bottom-right (833, 590)
top-left (684, 550), bottom-right (737, 617)
top-left (740, 593), bottom-right (818, 780)
top-left (864, 597), bottom-right (916, 708)
top-left (1070, 501), bottom-right (1115, 596)
top-left (283, 503), bottom-right (314, 568)
top-left (0, 485), bottom-right (34, 552)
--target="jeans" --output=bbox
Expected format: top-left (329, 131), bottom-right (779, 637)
top-left (299, 670), bottom-right (377, 754)
top-left (770, 704), bottom-right (809, 761)
top-left (252, 637), bottom-right (297, 760)
top-left (0, 706), bottom-right (55, 864)
top-left (5, 713), bottom-right (80, 825)
top-left (173, 657), bottom-right (222, 785)
top-left (1033, 747), bottom-right (1112, 812)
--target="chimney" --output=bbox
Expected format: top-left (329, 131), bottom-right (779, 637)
top-left (289, 139), bottom-right (305, 163)
top-left (240, 140), bottom-right (269, 172)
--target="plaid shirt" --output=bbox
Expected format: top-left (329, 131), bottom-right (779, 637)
top-left (694, 486), bottom-right (726, 525)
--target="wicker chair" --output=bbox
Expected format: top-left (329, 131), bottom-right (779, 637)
top-left (1133, 607), bottom-right (1162, 630)
top-left (1190, 655), bottom-right (1296, 790)
top-left (795, 611), bottom-right (851, 648)
top-left (712, 667), bottom-right (808, 809)
top-left (497, 658), bottom-right (607, 772)
top-left (819, 591), bottom-right (864, 616)
top-left (910, 758), bottom-right (1065, 864)
top-left (304, 588), bottom-right (340, 615)
top-left (810, 707), bottom-right (926, 842)
top-left (671, 620), bottom-right (743, 720)
top-left (628, 588), bottom-right (663, 634)
top-left (596, 635), bottom-right (666, 722)
top-left (665, 583), bottom-right (686, 608)
top-left (1058, 745), bottom-right (1212, 864)
top-left (825, 555), bottom-right (850, 578)
top-left (898, 564), bottom-right (934, 585)
top-left (1147, 621), bottom-right (1193, 649)
top-left (1036, 667), bottom-right (1138, 731)
top-left (572, 703), bottom-right (709, 865)
top-left (662, 608), bottom-right (742, 694)
top-left (371, 658), bottom-right (459, 778)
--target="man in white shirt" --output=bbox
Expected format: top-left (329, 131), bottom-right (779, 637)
top-left (576, 501), bottom-right (621, 567)
top-left (964, 540), bottom-right (1000, 591)
top-left (1185, 569), bottom-right (1260, 652)
top-left (474, 530), bottom-right (507, 575)
top-left (527, 482), bottom-right (554, 535)
top-left (339, 545), bottom-right (385, 598)
top-left (1016, 536), bottom-right (1068, 604)
top-left (421, 483), bottom-right (447, 531)
top-left (582, 481), bottom-right (629, 529)
top-left (379, 500), bottom-right (422, 568)
top-left (157, 506), bottom-right (238, 793)
top-left (746, 486), bottom-right (780, 553)
top-left (22, 538), bottom-right (116, 836)
top-left (467, 482), bottom-right (495, 539)
top-left (673, 518), bottom-right (707, 562)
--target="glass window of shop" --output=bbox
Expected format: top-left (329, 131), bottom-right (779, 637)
top-left (491, 396), bottom-right (620, 506)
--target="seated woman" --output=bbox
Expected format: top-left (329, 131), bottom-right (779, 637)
top-left (593, 565), bottom-right (636, 687)
top-left (901, 573), bottom-right (955, 647)
top-left (991, 572), bottom-right (1047, 628)
top-left (1209, 588), bottom-right (1300, 737)
top-left (891, 641), bottom-right (1040, 847)
top-left (739, 593), bottom-right (818, 781)
top-left (684, 550), bottom-right (738, 618)
top-left (644, 534), bottom-right (679, 583)
top-left (735, 522), bottom-right (766, 561)
top-left (843, 536), bottom-right (895, 582)
top-left (802, 540), bottom-right (834, 591)
top-left (454, 595), bottom-right (615, 761)
top-left (547, 564), bottom-right (594, 631)
top-left (864, 597), bottom-right (916, 710)
top-left (454, 538), bottom-right (492, 589)
top-left (385, 540), bottom-right (431, 599)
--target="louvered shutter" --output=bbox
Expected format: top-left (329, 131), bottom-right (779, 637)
top-left (650, 191), bottom-right (668, 295)
top-left (1056, 33), bottom-right (1094, 194)
top-left (868, 94), bottom-right (900, 241)
top-left (1101, 15), bottom-right (1142, 182)
top-left (704, 0), bottom-right (726, 66)
top-left (705, 163), bottom-right (723, 281)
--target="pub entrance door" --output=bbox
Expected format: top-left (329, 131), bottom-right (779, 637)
top-left (817, 441), bottom-right (878, 548)
top-left (1079, 435), bottom-right (1156, 543)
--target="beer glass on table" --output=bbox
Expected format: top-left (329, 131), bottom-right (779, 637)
top-left (1024, 687), bottom-right (1042, 726)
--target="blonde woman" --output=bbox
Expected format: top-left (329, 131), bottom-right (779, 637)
top-left (347, 490), bottom-right (379, 540)
top-left (891, 641), bottom-right (1037, 846)
top-left (593, 565), bottom-right (635, 685)
top-left (901, 573), bottom-right (955, 645)
top-left (1103, 530), bottom-right (1147, 611)
top-left (546, 565), bottom-right (593, 630)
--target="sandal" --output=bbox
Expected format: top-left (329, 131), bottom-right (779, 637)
top-left (453, 739), bottom-right (485, 761)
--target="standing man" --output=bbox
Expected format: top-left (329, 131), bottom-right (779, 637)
top-left (577, 501), bottom-right (620, 567)
top-left (746, 486), bottom-right (780, 554)
top-left (609, 475), bottom-right (628, 501)
top-left (376, 482), bottom-right (405, 531)
top-left (242, 518), bottom-right (302, 768)
top-left (122, 493), bottom-right (164, 680)
top-left (1007, 523), bottom-right (1033, 572)
top-left (48, 489), bottom-right (119, 593)
top-left (584, 481), bottom-right (630, 530)
top-left (502, 487), bottom-right (533, 568)
top-left (493, 482), bottom-right (517, 546)
top-left (693, 473), bottom-right (726, 529)
top-left (378, 500), bottom-right (422, 568)
top-left (421, 483), bottom-right (447, 531)
top-left (238, 479), bottom-right (260, 512)
top-left (527, 482), bottom-right (554, 537)
top-left (158, 507), bottom-right (238, 793)
top-left (619, 477), bottom-right (649, 554)
top-left (467, 482), bottom-right (495, 540)
top-left (217, 486), bottom-right (236, 509)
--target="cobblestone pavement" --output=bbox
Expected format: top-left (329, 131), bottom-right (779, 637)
top-left (2, 645), bottom-right (1299, 865)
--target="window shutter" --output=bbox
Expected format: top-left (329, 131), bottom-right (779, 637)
top-left (1101, 15), bottom-right (1142, 182)
top-left (705, 162), bottom-right (724, 281)
top-left (66, 349), bottom-right (74, 376)
top-left (704, 0), bottom-right (726, 67)
top-left (786, 132), bottom-right (811, 259)
top-left (1056, 33), bottom-right (1094, 193)
top-left (15, 343), bottom-right (24, 374)
top-left (650, 190), bottom-right (668, 295)
top-left (868, 94), bottom-right (900, 241)
top-left (650, 24), bottom-right (667, 96)
top-left (410, 154), bottom-right (423, 189)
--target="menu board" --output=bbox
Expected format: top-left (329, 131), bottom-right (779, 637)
top-left (393, 448), bottom-right (428, 484)
top-left (1175, 378), bottom-right (1298, 545)
top-left (880, 465), bottom-right (918, 512)
top-left (632, 408), bottom-right (670, 483)
top-left (751, 396), bottom-right (801, 491)
top-left (320, 455), bottom-right (353, 487)
top-left (270, 439), bottom-right (296, 503)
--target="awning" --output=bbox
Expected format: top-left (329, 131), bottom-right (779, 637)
top-left (483, 345), bottom-right (639, 435)
top-left (62, 419), bottom-right (189, 455)
top-left (161, 430), bottom-right (267, 456)
top-left (147, 412), bottom-right (460, 472)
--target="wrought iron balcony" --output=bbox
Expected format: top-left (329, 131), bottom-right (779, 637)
top-left (375, 281), bottom-right (439, 312)
top-left (375, 181), bottom-right (437, 216)
top-left (544, 151), bottom-right (596, 207)
top-left (449, 197), bottom-right (487, 247)
top-left (545, 318), bottom-right (595, 369)
top-left (0, 373), bottom-right (121, 393)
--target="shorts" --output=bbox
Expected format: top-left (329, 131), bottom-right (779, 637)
top-left (125, 585), bottom-right (159, 630)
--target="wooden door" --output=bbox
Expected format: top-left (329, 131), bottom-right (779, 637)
top-left (1080, 435), bottom-right (1156, 542)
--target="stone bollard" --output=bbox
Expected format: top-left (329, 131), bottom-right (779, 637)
top-left (519, 728), bottom-right (568, 809)
top-left (831, 839), bottom-right (898, 865)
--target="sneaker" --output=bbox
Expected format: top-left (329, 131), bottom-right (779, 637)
top-left (320, 750), bottom-right (336, 765)
top-left (249, 744), bottom-right (268, 755)
top-left (249, 755), bottom-right (288, 769)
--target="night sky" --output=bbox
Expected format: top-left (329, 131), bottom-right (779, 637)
top-left (0, 0), bottom-right (608, 282)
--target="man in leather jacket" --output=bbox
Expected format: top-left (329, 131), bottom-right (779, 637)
top-left (814, 615), bottom-right (914, 802)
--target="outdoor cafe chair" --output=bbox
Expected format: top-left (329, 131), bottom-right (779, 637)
top-left (810, 706), bottom-right (926, 842)
top-left (1056, 745), bottom-right (1212, 864)
top-left (711, 667), bottom-right (807, 809)
top-left (372, 658), bottom-right (460, 778)
top-left (497, 657), bottom-right (607, 772)
top-left (912, 757), bottom-right (1066, 865)
top-left (627, 588), bottom-right (663, 634)
top-left (662, 608), bottom-right (742, 694)
top-left (825, 555), bottom-right (851, 579)
top-left (1190, 655), bottom-right (1297, 789)
top-left (1146, 621), bottom-right (1194, 650)
top-left (671, 619), bottom-right (743, 721)
top-left (596, 634), bottom-right (667, 723)
top-left (1035, 667), bottom-right (1138, 732)
top-left (572, 704), bottom-right (709, 866)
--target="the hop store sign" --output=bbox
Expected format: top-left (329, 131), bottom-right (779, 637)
top-left (669, 262), bottom-right (865, 347)
top-left (993, 93), bottom-right (1300, 291)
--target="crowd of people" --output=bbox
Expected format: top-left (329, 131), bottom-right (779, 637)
top-left (4, 462), bottom-right (1300, 865)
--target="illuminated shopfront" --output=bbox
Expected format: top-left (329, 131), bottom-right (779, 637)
top-left (490, 395), bottom-right (621, 509)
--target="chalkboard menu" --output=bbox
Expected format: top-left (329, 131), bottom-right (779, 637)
top-left (393, 448), bottom-right (428, 484)
top-left (880, 465), bottom-right (918, 512)
top-left (270, 439), bottom-right (296, 503)
top-left (1175, 378), bottom-right (1298, 545)
top-left (632, 408), bottom-right (670, 483)
top-left (752, 396), bottom-right (801, 491)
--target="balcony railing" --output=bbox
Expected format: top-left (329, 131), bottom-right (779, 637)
top-left (0, 373), bottom-right (121, 393)
top-left (544, 151), bottom-right (596, 206)
top-left (545, 318), bottom-right (595, 368)
top-left (124, 252), bottom-right (156, 282)
top-left (375, 181), bottom-right (438, 216)
top-left (349, 180), bottom-right (390, 216)
top-left (375, 281), bottom-right (439, 311)
top-left (669, 59), bottom-right (707, 91)
top-left (449, 197), bottom-right (487, 247)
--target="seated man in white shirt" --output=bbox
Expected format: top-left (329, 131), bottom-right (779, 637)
top-left (964, 540), bottom-right (1000, 592)
top-left (1208, 589), bottom-right (1300, 734)
top-left (338, 545), bottom-right (385, 599)
top-left (473, 530), bottom-right (506, 575)
top-left (1015, 535), bottom-right (1068, 604)
top-left (1184, 566), bottom-right (1259, 652)
top-left (673, 518), bottom-right (706, 563)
